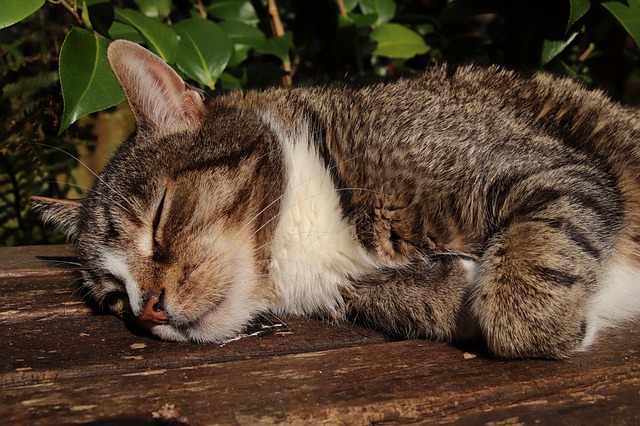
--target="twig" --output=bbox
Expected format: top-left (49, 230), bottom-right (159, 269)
top-left (578, 42), bottom-right (596, 62)
top-left (267, 0), bottom-right (292, 86)
top-left (336, 0), bottom-right (348, 17)
top-left (196, 0), bottom-right (207, 19)
top-left (54, 0), bottom-right (83, 26)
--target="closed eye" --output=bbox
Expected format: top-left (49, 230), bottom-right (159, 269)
top-left (152, 189), bottom-right (167, 254)
top-left (103, 273), bottom-right (126, 292)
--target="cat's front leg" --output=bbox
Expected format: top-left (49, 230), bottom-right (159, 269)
top-left (471, 218), bottom-right (608, 359)
top-left (343, 258), bottom-right (472, 342)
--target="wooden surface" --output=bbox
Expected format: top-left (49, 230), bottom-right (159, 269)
top-left (1, 245), bottom-right (639, 425)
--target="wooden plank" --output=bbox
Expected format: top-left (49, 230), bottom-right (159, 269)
top-left (1, 312), bottom-right (389, 387)
top-left (1, 245), bottom-right (639, 425)
top-left (2, 329), bottom-right (638, 425)
top-left (1, 276), bottom-right (389, 388)
top-left (0, 245), bottom-right (77, 279)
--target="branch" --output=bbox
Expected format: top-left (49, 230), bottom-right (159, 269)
top-left (267, 0), bottom-right (292, 86)
top-left (54, 0), bottom-right (83, 26)
top-left (336, 0), bottom-right (347, 17)
top-left (196, 0), bottom-right (207, 19)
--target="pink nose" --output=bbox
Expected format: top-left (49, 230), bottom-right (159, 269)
top-left (137, 293), bottom-right (170, 324)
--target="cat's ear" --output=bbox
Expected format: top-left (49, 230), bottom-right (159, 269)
top-left (106, 39), bottom-right (205, 135)
top-left (30, 196), bottom-right (83, 240)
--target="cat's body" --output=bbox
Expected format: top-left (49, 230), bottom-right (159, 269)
top-left (32, 40), bottom-right (640, 358)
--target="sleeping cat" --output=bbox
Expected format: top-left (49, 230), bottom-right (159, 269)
top-left (31, 39), bottom-right (640, 359)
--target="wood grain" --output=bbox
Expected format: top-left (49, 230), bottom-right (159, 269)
top-left (1, 245), bottom-right (639, 425)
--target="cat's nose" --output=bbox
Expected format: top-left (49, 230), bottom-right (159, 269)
top-left (137, 290), bottom-right (170, 324)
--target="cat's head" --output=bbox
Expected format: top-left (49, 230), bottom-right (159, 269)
top-left (31, 40), bottom-right (285, 342)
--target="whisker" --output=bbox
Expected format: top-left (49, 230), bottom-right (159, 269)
top-left (226, 147), bottom-right (388, 255)
top-left (33, 143), bottom-right (135, 214)
top-left (5, 258), bottom-right (85, 269)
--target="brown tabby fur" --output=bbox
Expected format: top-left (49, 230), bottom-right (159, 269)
top-left (31, 40), bottom-right (640, 359)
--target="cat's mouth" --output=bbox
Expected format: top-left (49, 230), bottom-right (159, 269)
top-left (132, 298), bottom-right (248, 344)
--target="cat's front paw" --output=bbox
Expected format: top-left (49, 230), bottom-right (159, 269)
top-left (479, 310), bottom-right (588, 359)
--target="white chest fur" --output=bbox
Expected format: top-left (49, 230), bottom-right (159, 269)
top-left (265, 115), bottom-right (377, 316)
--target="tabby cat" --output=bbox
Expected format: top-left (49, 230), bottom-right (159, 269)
top-left (32, 40), bottom-right (640, 359)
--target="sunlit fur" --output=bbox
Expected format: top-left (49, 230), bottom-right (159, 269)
top-left (31, 40), bottom-right (640, 358)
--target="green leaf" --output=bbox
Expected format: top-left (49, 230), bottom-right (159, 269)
top-left (1, 0), bottom-right (44, 29)
top-left (207, 0), bottom-right (259, 25)
top-left (352, 13), bottom-right (378, 29)
top-left (218, 20), bottom-right (267, 66)
top-left (109, 21), bottom-right (146, 43)
top-left (338, 13), bottom-right (377, 29)
top-left (370, 23), bottom-right (430, 59)
top-left (541, 32), bottom-right (578, 65)
top-left (174, 18), bottom-right (233, 90)
top-left (219, 72), bottom-right (244, 90)
top-left (342, 0), bottom-right (359, 12)
top-left (602, 0), bottom-right (640, 49)
top-left (114, 8), bottom-right (178, 62)
top-left (81, 1), bottom-right (94, 30)
top-left (133, 0), bottom-right (172, 19)
top-left (58, 27), bottom-right (125, 134)
top-left (218, 20), bottom-right (266, 47)
top-left (359, 0), bottom-right (396, 25)
top-left (259, 32), bottom-right (294, 62)
top-left (567, 0), bottom-right (590, 31)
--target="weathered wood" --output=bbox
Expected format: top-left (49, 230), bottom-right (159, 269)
top-left (1, 245), bottom-right (639, 425)
top-left (3, 334), bottom-right (639, 425)
top-left (0, 244), bottom-right (77, 278)
top-left (0, 275), bottom-right (389, 388)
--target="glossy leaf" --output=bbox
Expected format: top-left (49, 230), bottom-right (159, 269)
top-left (342, 0), bottom-right (359, 12)
top-left (567, 0), bottom-right (590, 31)
top-left (260, 33), bottom-right (294, 62)
top-left (174, 18), bottom-right (233, 89)
top-left (218, 20), bottom-right (266, 47)
top-left (133, 0), bottom-right (172, 19)
top-left (208, 0), bottom-right (259, 25)
top-left (58, 27), bottom-right (124, 133)
top-left (602, 0), bottom-right (640, 49)
top-left (218, 20), bottom-right (267, 66)
top-left (109, 21), bottom-right (146, 43)
top-left (114, 8), bottom-right (178, 63)
top-left (352, 13), bottom-right (378, 29)
top-left (370, 23), bottom-right (430, 59)
top-left (1, 0), bottom-right (44, 29)
top-left (541, 32), bottom-right (578, 65)
top-left (359, 0), bottom-right (396, 25)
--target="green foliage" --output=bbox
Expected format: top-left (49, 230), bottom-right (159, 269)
top-left (1, 0), bottom-right (45, 29)
top-left (370, 23), bottom-right (429, 58)
top-left (114, 8), bottom-right (179, 62)
top-left (602, 0), bottom-right (640, 47)
top-left (174, 18), bottom-right (233, 89)
top-left (2, 0), bottom-right (640, 245)
top-left (59, 27), bottom-right (124, 133)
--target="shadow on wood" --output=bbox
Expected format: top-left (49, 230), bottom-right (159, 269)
top-left (1, 245), bottom-right (638, 425)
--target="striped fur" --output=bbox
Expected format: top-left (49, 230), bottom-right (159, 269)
top-left (31, 40), bottom-right (640, 358)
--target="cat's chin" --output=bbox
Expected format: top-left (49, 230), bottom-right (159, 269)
top-left (142, 298), bottom-right (268, 344)
top-left (148, 324), bottom-right (189, 342)
top-left (145, 321), bottom-right (245, 344)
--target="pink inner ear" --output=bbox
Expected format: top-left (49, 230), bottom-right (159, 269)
top-left (107, 40), bottom-right (205, 134)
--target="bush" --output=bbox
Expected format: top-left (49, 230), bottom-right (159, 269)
top-left (2, 0), bottom-right (640, 245)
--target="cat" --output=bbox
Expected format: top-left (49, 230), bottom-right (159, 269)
top-left (31, 39), bottom-right (640, 359)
